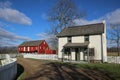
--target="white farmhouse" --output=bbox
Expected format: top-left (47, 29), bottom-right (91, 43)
top-left (57, 21), bottom-right (107, 62)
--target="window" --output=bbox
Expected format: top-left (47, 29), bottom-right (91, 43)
top-left (84, 35), bottom-right (89, 41)
top-left (28, 47), bottom-right (30, 51)
top-left (36, 47), bottom-right (37, 50)
top-left (68, 37), bottom-right (71, 42)
top-left (64, 48), bottom-right (70, 54)
top-left (44, 42), bottom-right (45, 44)
top-left (24, 47), bottom-right (25, 51)
top-left (89, 48), bottom-right (94, 56)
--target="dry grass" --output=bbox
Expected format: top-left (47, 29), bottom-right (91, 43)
top-left (17, 58), bottom-right (120, 80)
top-left (107, 52), bottom-right (119, 56)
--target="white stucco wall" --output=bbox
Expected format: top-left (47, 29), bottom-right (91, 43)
top-left (89, 35), bottom-right (102, 60)
top-left (80, 52), bottom-right (84, 60)
top-left (102, 33), bottom-right (107, 62)
top-left (71, 49), bottom-right (75, 60)
top-left (58, 37), bottom-right (67, 58)
top-left (72, 36), bottom-right (84, 43)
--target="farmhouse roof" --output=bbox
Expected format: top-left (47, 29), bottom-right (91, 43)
top-left (57, 23), bottom-right (104, 37)
top-left (64, 42), bottom-right (89, 48)
top-left (19, 40), bottom-right (44, 46)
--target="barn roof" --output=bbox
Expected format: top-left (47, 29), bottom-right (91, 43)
top-left (19, 40), bottom-right (44, 46)
top-left (57, 23), bottom-right (104, 37)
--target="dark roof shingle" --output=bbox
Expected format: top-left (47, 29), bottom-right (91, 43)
top-left (19, 40), bottom-right (44, 46)
top-left (57, 23), bottom-right (104, 37)
top-left (64, 42), bottom-right (89, 48)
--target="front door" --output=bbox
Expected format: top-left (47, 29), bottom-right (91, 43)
top-left (75, 48), bottom-right (80, 61)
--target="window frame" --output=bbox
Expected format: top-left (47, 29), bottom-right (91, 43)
top-left (67, 37), bottom-right (72, 43)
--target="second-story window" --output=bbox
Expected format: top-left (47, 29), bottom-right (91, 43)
top-left (68, 37), bottom-right (71, 42)
top-left (84, 35), bottom-right (89, 42)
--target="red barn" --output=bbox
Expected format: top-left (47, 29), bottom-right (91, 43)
top-left (18, 40), bottom-right (56, 54)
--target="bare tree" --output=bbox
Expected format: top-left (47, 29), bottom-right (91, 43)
top-left (0, 46), bottom-right (18, 54)
top-left (109, 24), bottom-right (120, 56)
top-left (47, 0), bottom-right (85, 49)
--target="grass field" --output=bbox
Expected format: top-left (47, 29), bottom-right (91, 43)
top-left (107, 52), bottom-right (119, 56)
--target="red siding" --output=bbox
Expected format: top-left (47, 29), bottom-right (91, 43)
top-left (45, 50), bottom-right (56, 54)
top-left (18, 40), bottom-right (56, 54)
top-left (38, 40), bottom-right (49, 54)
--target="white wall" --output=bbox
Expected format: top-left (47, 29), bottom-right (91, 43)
top-left (72, 36), bottom-right (84, 43)
top-left (0, 60), bottom-right (17, 80)
top-left (58, 37), bottom-right (67, 58)
top-left (71, 49), bottom-right (75, 60)
top-left (102, 33), bottom-right (107, 62)
top-left (89, 35), bottom-right (102, 60)
top-left (80, 52), bottom-right (84, 60)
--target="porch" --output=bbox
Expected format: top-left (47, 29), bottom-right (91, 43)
top-left (62, 42), bottom-right (94, 62)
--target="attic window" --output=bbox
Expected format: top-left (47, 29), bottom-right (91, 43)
top-left (84, 35), bottom-right (89, 42)
top-left (68, 37), bottom-right (71, 42)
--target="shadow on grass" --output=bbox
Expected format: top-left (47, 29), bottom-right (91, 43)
top-left (14, 64), bottom-right (24, 80)
top-left (24, 62), bottom-right (115, 80)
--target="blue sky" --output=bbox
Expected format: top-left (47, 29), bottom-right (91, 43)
top-left (0, 0), bottom-right (120, 46)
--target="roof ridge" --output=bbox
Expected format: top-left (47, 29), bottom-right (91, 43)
top-left (67, 22), bottom-right (103, 28)
top-left (25, 40), bottom-right (44, 42)
top-left (19, 40), bottom-right (45, 46)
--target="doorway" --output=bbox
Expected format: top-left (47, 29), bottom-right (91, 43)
top-left (75, 48), bottom-right (80, 61)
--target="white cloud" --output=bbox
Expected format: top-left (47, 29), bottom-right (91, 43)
top-left (0, 1), bottom-right (32, 25)
top-left (74, 8), bottom-right (120, 26)
top-left (73, 18), bottom-right (102, 26)
top-left (0, 1), bottom-right (12, 8)
top-left (37, 32), bottom-right (56, 41)
top-left (105, 9), bottom-right (120, 25)
top-left (0, 28), bottom-right (31, 46)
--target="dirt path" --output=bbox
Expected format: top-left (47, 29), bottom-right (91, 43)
top-left (17, 58), bottom-right (114, 80)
